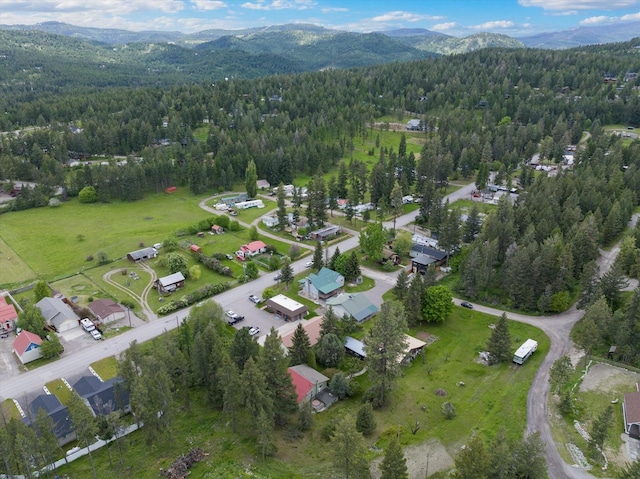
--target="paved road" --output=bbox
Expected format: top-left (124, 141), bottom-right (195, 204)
top-left (0, 181), bottom-right (604, 479)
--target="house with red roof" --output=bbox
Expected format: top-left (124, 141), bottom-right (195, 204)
top-left (12, 330), bottom-right (43, 364)
top-left (0, 296), bottom-right (18, 333)
top-left (287, 364), bottom-right (329, 404)
top-left (236, 240), bottom-right (267, 260)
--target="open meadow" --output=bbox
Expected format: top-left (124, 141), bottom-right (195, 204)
top-left (54, 307), bottom-right (547, 478)
top-left (0, 189), bottom-right (211, 285)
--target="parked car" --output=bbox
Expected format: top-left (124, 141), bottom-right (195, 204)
top-left (80, 318), bottom-right (96, 332)
top-left (225, 310), bottom-right (244, 325)
top-left (229, 210), bottom-right (238, 216)
top-left (225, 253), bottom-right (234, 260)
top-left (460, 301), bottom-right (473, 309)
top-left (273, 273), bottom-right (282, 281)
top-left (247, 326), bottom-right (260, 336)
top-left (90, 330), bottom-right (102, 340)
top-left (249, 294), bottom-right (263, 304)
top-left (305, 261), bottom-right (314, 268)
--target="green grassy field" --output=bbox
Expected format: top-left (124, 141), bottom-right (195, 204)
top-left (0, 236), bottom-right (37, 287)
top-left (54, 307), bottom-right (546, 478)
top-left (1, 399), bottom-right (21, 421)
top-left (0, 190), bottom-right (211, 281)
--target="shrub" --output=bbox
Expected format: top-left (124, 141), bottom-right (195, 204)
top-left (262, 287), bottom-right (276, 300)
top-left (86, 255), bottom-right (94, 262)
top-left (212, 252), bottom-right (226, 261)
top-left (441, 401), bottom-right (456, 419)
top-left (356, 403), bottom-right (377, 436)
top-left (362, 384), bottom-right (387, 409)
top-left (96, 250), bottom-right (109, 264)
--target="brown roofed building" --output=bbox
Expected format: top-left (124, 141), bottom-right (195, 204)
top-left (280, 316), bottom-right (323, 349)
top-left (88, 299), bottom-right (126, 324)
top-left (623, 386), bottom-right (640, 439)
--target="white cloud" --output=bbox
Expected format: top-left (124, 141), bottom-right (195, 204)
top-left (321, 7), bottom-right (348, 13)
top-left (241, 0), bottom-right (314, 10)
top-left (519, 0), bottom-right (639, 10)
top-left (431, 22), bottom-right (457, 31)
top-left (580, 15), bottom-right (615, 24)
top-left (621, 11), bottom-right (640, 19)
top-left (191, 0), bottom-right (226, 11)
top-left (550, 10), bottom-right (579, 16)
top-left (0, 0), bottom-right (185, 15)
top-left (371, 11), bottom-right (444, 23)
top-left (472, 20), bottom-right (515, 29)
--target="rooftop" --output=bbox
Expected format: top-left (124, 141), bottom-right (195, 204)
top-left (158, 272), bottom-right (185, 287)
top-left (269, 294), bottom-right (305, 312)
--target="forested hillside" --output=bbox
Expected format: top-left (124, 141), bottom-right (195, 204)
top-left (2, 41), bottom-right (640, 358)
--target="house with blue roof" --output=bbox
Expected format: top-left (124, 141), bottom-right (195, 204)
top-left (302, 267), bottom-right (344, 301)
top-left (326, 293), bottom-right (379, 323)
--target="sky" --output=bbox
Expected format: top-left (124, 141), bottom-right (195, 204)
top-left (2, 0), bottom-right (640, 36)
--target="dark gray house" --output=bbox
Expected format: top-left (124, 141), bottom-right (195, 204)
top-left (72, 376), bottom-right (130, 416)
top-left (23, 394), bottom-right (76, 446)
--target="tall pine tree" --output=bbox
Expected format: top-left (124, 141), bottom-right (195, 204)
top-left (486, 313), bottom-right (512, 364)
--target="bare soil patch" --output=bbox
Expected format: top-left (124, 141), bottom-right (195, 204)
top-left (370, 438), bottom-right (454, 478)
top-left (579, 363), bottom-right (640, 393)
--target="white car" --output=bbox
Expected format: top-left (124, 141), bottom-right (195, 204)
top-left (305, 261), bottom-right (314, 268)
top-left (247, 326), bottom-right (260, 336)
top-left (249, 294), bottom-right (263, 304)
top-left (90, 329), bottom-right (102, 340)
top-left (80, 318), bottom-right (95, 332)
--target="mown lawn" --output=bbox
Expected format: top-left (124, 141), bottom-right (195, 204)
top-left (49, 274), bottom-right (112, 305)
top-left (90, 357), bottom-right (119, 380)
top-left (45, 378), bottom-right (73, 405)
top-left (1, 399), bottom-right (21, 421)
top-left (0, 190), bottom-right (211, 281)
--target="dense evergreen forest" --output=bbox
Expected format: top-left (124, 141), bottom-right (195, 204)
top-left (2, 40), bottom-right (640, 363)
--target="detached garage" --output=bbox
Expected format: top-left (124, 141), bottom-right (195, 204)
top-left (266, 294), bottom-right (308, 322)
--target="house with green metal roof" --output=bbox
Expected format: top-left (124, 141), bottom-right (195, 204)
top-left (326, 292), bottom-right (379, 323)
top-left (302, 267), bottom-right (344, 300)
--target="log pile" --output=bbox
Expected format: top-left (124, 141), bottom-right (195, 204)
top-left (160, 448), bottom-right (208, 479)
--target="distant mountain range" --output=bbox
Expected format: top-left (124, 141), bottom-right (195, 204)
top-left (1, 21), bottom-right (639, 96)
top-left (2, 20), bottom-right (640, 53)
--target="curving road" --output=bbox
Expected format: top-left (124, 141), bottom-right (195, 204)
top-left (0, 183), bottom-right (618, 479)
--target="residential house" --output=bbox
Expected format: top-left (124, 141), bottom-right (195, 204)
top-left (155, 272), bottom-right (185, 294)
top-left (72, 376), bottom-right (130, 416)
top-left (309, 225), bottom-right (341, 242)
top-left (127, 247), bottom-right (158, 262)
top-left (406, 119), bottom-right (423, 131)
top-left (88, 299), bottom-right (125, 324)
top-left (280, 316), bottom-right (324, 350)
top-left (256, 179), bottom-right (270, 190)
top-left (411, 254), bottom-right (437, 275)
top-left (410, 244), bottom-right (448, 266)
top-left (36, 297), bottom-right (80, 332)
top-left (288, 364), bottom-right (329, 404)
top-left (0, 296), bottom-right (18, 332)
top-left (325, 293), bottom-right (379, 323)
top-left (236, 240), bottom-right (267, 260)
top-left (302, 267), bottom-right (344, 301)
top-left (623, 385), bottom-right (640, 439)
top-left (403, 334), bottom-right (427, 363)
top-left (12, 330), bottom-right (43, 364)
top-left (23, 394), bottom-right (76, 446)
top-left (211, 224), bottom-right (224, 234)
top-left (343, 334), bottom-right (425, 363)
top-left (266, 294), bottom-right (308, 322)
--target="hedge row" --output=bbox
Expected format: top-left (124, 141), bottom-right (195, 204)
top-left (157, 282), bottom-right (232, 315)
top-left (194, 252), bottom-right (233, 276)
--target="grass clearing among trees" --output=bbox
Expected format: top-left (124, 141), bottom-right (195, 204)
top-left (54, 307), bottom-right (546, 478)
top-left (0, 191), bottom-right (210, 281)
